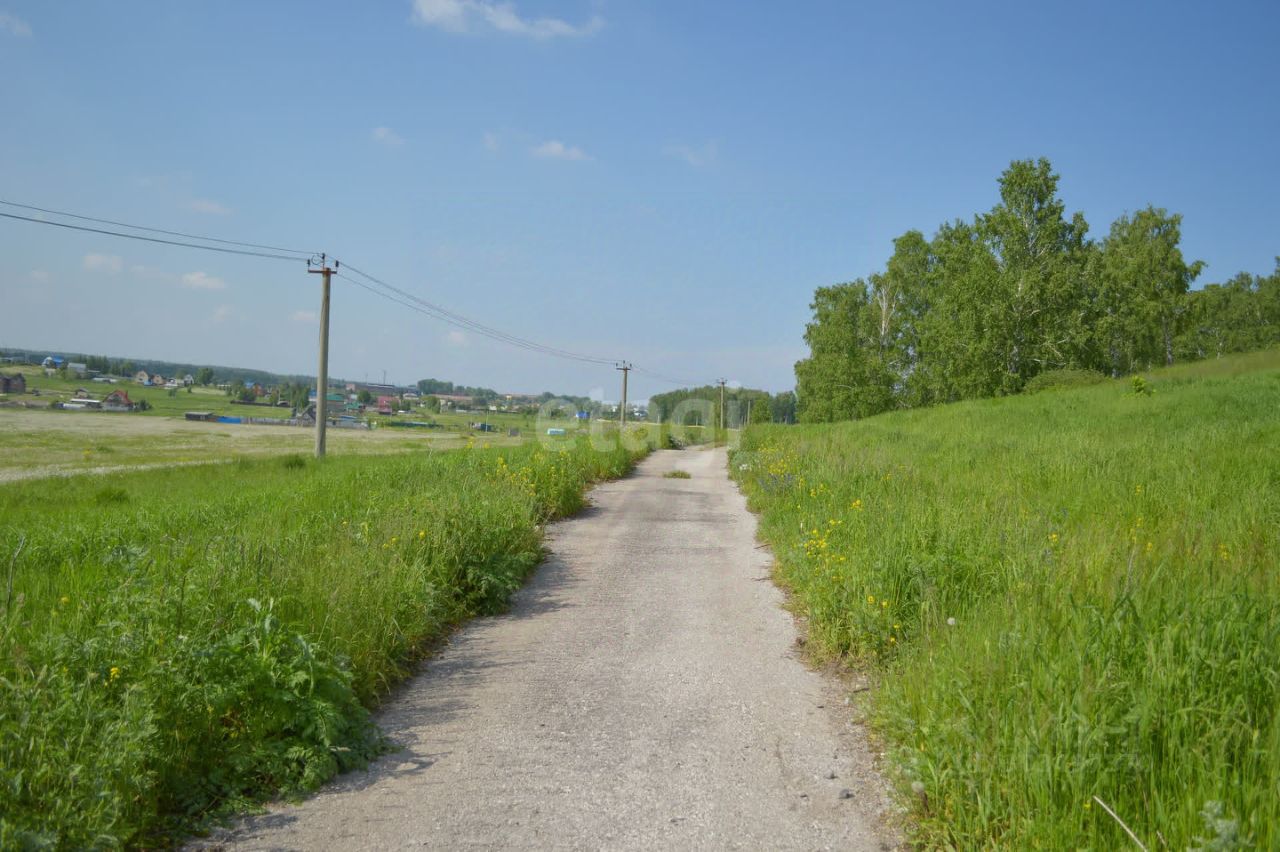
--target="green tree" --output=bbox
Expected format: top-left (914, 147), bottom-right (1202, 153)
top-left (1098, 207), bottom-right (1203, 370)
top-left (795, 281), bottom-right (891, 422)
top-left (748, 398), bottom-right (773, 425)
top-left (978, 158), bottom-right (1093, 390)
top-left (195, 367), bottom-right (215, 386)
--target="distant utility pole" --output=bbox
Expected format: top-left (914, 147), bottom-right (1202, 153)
top-left (717, 378), bottom-right (727, 432)
top-left (307, 253), bottom-right (337, 459)
top-left (616, 361), bottom-right (632, 427)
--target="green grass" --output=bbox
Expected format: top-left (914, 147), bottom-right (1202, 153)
top-left (732, 348), bottom-right (1280, 849)
top-left (663, 470), bottom-right (692, 479)
top-left (0, 435), bottom-right (650, 847)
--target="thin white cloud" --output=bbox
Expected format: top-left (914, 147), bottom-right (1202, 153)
top-left (211, 305), bottom-right (232, 324)
top-left (445, 329), bottom-right (468, 346)
top-left (83, 254), bottom-right (123, 273)
top-left (482, 131), bottom-right (500, 152)
top-left (372, 126), bottom-right (406, 147)
top-left (411, 0), bottom-right (603, 39)
top-left (0, 12), bottom-right (31, 37)
top-left (291, 309), bottom-right (318, 324)
top-left (664, 141), bottom-right (718, 168)
top-left (28, 268), bottom-right (49, 282)
top-left (129, 264), bottom-right (169, 281)
top-left (181, 271), bottom-right (227, 291)
top-left (186, 198), bottom-right (231, 215)
top-left (532, 139), bottom-right (589, 161)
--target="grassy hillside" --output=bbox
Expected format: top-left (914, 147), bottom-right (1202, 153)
top-left (0, 435), bottom-right (650, 847)
top-left (733, 349), bottom-right (1280, 849)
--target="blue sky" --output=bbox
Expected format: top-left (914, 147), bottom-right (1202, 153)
top-left (1, 1), bottom-right (1278, 400)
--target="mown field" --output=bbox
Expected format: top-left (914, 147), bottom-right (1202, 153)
top-left (0, 409), bottom-right (498, 482)
top-left (0, 434), bottom-right (651, 847)
top-left (733, 349), bottom-right (1280, 849)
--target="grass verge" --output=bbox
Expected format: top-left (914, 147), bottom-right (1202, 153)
top-left (0, 436), bottom-right (648, 847)
top-left (731, 349), bottom-right (1280, 848)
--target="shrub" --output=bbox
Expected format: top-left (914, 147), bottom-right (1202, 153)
top-left (1022, 368), bottom-right (1108, 394)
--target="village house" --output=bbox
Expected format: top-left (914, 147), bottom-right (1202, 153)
top-left (102, 389), bottom-right (134, 411)
top-left (0, 373), bottom-right (26, 394)
top-left (134, 370), bottom-right (151, 385)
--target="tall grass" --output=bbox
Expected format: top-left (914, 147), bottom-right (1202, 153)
top-left (0, 437), bottom-right (646, 847)
top-left (732, 349), bottom-right (1280, 848)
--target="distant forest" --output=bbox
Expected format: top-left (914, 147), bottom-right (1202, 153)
top-left (796, 158), bottom-right (1280, 423)
top-left (648, 386), bottom-right (796, 426)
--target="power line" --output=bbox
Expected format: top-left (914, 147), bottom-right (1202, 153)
top-left (0, 211), bottom-right (305, 262)
top-left (336, 262), bottom-right (622, 366)
top-left (0, 198), bottom-right (315, 256)
top-left (335, 270), bottom-right (617, 365)
top-left (631, 365), bottom-right (704, 387)
top-left (2, 196), bottom-right (718, 386)
top-left (339, 264), bottom-right (712, 385)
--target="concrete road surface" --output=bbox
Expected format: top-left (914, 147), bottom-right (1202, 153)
top-left (203, 447), bottom-right (895, 850)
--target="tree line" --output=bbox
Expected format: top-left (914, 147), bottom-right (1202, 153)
top-left (648, 386), bottom-right (796, 426)
top-left (795, 158), bottom-right (1280, 422)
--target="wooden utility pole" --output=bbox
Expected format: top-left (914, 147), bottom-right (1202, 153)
top-left (616, 362), bottom-right (631, 427)
top-left (308, 254), bottom-right (337, 459)
top-left (717, 378), bottom-right (727, 433)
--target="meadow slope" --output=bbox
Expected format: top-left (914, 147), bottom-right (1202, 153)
top-left (733, 350), bottom-right (1280, 848)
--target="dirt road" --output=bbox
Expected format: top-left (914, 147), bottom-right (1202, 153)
top-left (206, 447), bottom-right (894, 850)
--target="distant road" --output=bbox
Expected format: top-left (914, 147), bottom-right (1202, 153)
top-left (203, 447), bottom-right (894, 850)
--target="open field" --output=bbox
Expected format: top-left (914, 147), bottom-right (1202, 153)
top-left (733, 348), bottom-right (1280, 848)
top-left (0, 406), bottom-right (581, 481)
top-left (0, 434), bottom-right (651, 847)
top-left (0, 409), bottom-right (495, 481)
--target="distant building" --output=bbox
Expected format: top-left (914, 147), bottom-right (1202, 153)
top-left (435, 393), bottom-right (474, 410)
top-left (182, 374), bottom-right (196, 386)
top-left (102, 389), bottom-right (134, 411)
top-left (40, 356), bottom-right (64, 369)
top-left (65, 362), bottom-right (89, 378)
top-left (0, 373), bottom-right (26, 394)
top-left (134, 370), bottom-right (151, 385)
